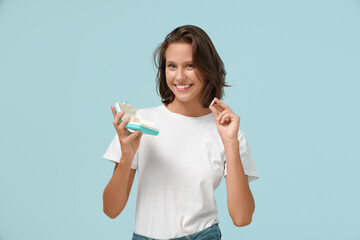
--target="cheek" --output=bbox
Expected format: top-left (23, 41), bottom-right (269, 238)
top-left (165, 71), bottom-right (172, 86)
top-left (165, 70), bottom-right (175, 81)
top-left (193, 69), bottom-right (205, 83)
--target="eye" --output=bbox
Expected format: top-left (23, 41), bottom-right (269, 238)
top-left (167, 64), bottom-right (176, 69)
top-left (186, 64), bottom-right (195, 68)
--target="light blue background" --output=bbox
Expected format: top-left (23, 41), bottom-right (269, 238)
top-left (1, 0), bottom-right (359, 239)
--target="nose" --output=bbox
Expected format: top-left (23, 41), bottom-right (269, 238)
top-left (175, 67), bottom-right (186, 82)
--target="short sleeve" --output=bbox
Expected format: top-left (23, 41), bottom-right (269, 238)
top-left (102, 134), bottom-right (138, 169)
top-left (223, 130), bottom-right (259, 182)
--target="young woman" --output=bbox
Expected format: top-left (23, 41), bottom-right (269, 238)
top-left (103, 25), bottom-right (259, 240)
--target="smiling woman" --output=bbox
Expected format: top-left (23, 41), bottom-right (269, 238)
top-left (164, 42), bottom-right (209, 116)
top-left (153, 25), bottom-right (230, 110)
top-left (102, 25), bottom-right (259, 240)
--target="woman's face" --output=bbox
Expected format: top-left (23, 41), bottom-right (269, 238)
top-left (165, 42), bottom-right (206, 106)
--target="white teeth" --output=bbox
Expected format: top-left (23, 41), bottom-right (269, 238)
top-left (176, 84), bottom-right (191, 89)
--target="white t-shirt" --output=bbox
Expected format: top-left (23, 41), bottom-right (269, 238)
top-left (103, 104), bottom-right (258, 239)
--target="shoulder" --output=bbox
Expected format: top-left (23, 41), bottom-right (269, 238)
top-left (138, 104), bottom-right (163, 117)
top-left (138, 104), bottom-right (162, 113)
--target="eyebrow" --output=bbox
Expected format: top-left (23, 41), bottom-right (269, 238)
top-left (166, 60), bottom-right (194, 64)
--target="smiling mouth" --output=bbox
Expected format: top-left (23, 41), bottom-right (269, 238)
top-left (174, 84), bottom-right (193, 87)
top-left (175, 84), bottom-right (193, 89)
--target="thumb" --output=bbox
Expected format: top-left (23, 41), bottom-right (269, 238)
top-left (127, 130), bottom-right (142, 142)
top-left (209, 105), bottom-right (219, 118)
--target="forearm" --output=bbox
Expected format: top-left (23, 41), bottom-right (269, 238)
top-left (103, 156), bottom-right (132, 218)
top-left (224, 139), bottom-right (255, 226)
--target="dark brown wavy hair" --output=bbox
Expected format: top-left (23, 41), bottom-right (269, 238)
top-left (153, 25), bottom-right (231, 108)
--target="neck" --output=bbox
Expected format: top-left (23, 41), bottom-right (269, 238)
top-left (165, 100), bottom-right (212, 117)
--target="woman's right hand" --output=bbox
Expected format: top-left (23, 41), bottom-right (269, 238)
top-left (111, 106), bottom-right (143, 162)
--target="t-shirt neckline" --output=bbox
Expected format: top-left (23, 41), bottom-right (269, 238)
top-left (159, 104), bottom-right (214, 122)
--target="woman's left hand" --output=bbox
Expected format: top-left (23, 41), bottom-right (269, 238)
top-left (209, 97), bottom-right (240, 143)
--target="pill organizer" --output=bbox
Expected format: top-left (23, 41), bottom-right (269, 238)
top-left (115, 101), bottom-right (159, 136)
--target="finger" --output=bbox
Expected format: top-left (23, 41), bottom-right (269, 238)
top-left (119, 116), bottom-right (130, 129)
top-left (216, 109), bottom-right (229, 121)
top-left (210, 98), bottom-right (226, 114)
top-left (112, 106), bottom-right (124, 119)
top-left (118, 116), bottom-right (131, 135)
top-left (209, 105), bottom-right (220, 118)
top-left (122, 127), bottom-right (132, 136)
top-left (212, 102), bottom-right (223, 113)
top-left (113, 112), bottom-right (125, 129)
top-left (209, 98), bottom-right (224, 112)
top-left (127, 130), bottom-right (142, 142)
top-left (111, 106), bottom-right (119, 118)
top-left (213, 97), bottom-right (231, 112)
top-left (219, 112), bottom-right (233, 124)
top-left (217, 112), bottom-right (230, 123)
